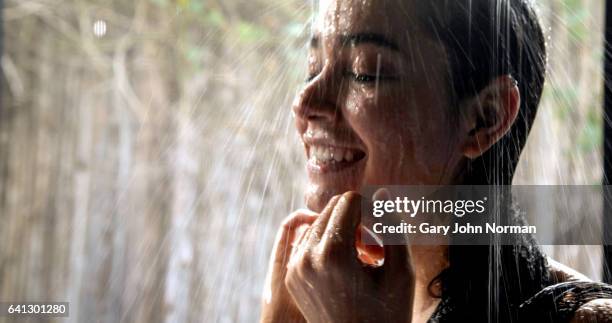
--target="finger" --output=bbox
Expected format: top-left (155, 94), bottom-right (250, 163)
top-left (292, 223), bottom-right (311, 248)
top-left (289, 222), bottom-right (313, 260)
top-left (304, 195), bottom-right (342, 245)
top-left (263, 210), bottom-right (317, 304)
top-left (355, 225), bottom-right (384, 266)
top-left (320, 192), bottom-right (363, 257)
top-left (272, 210), bottom-right (318, 269)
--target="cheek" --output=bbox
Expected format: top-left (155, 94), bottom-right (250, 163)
top-left (345, 86), bottom-right (405, 138)
top-left (344, 90), bottom-right (416, 180)
top-left (345, 88), bottom-right (461, 184)
top-left (345, 86), bottom-right (376, 117)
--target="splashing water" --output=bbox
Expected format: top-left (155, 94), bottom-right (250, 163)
top-left (0, 0), bottom-right (607, 322)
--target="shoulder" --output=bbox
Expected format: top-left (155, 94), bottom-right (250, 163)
top-left (570, 298), bottom-right (612, 323)
top-left (547, 257), bottom-right (592, 283)
top-left (547, 257), bottom-right (612, 323)
top-left (546, 257), bottom-right (591, 283)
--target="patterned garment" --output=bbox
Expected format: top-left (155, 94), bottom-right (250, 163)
top-left (519, 281), bottom-right (612, 322)
top-left (428, 280), bottom-right (612, 322)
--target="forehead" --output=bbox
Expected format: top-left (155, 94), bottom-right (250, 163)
top-left (310, 0), bottom-right (448, 73)
top-left (314, 0), bottom-right (422, 37)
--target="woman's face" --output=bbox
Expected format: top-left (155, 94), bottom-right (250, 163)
top-left (294, 0), bottom-right (468, 212)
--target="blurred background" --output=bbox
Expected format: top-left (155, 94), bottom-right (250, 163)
top-left (0, 0), bottom-right (606, 322)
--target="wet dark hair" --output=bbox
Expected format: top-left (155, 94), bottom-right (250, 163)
top-left (419, 1), bottom-right (550, 321)
top-left (422, 0), bottom-right (547, 186)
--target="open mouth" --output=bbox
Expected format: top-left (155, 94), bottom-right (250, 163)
top-left (307, 145), bottom-right (366, 172)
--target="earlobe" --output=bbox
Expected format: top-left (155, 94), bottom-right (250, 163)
top-left (462, 75), bottom-right (521, 159)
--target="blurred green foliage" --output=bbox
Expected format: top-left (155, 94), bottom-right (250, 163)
top-left (564, 0), bottom-right (589, 41)
top-left (145, 0), bottom-right (308, 78)
top-left (579, 108), bottom-right (603, 153)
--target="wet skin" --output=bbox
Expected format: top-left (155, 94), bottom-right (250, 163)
top-left (295, 0), bottom-right (464, 214)
top-left (261, 0), bottom-right (522, 322)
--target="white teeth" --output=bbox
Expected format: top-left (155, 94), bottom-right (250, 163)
top-left (309, 145), bottom-right (359, 163)
top-left (333, 149), bottom-right (343, 162)
top-left (323, 147), bottom-right (331, 160)
top-left (345, 150), bottom-right (354, 162)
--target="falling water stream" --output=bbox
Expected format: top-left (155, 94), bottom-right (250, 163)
top-left (0, 0), bottom-right (608, 322)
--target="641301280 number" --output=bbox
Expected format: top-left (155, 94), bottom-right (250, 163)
top-left (1, 302), bottom-right (69, 317)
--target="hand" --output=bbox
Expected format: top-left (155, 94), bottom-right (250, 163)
top-left (285, 192), bottom-right (415, 323)
top-left (260, 210), bottom-right (317, 323)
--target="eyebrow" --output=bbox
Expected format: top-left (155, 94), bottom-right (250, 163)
top-left (309, 33), bottom-right (400, 51)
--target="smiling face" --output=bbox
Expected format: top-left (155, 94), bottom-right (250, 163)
top-left (293, 0), bottom-right (470, 212)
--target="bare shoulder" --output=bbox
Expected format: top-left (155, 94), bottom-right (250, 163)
top-left (570, 299), bottom-right (612, 323)
top-left (547, 257), bottom-right (612, 322)
top-left (547, 257), bottom-right (591, 283)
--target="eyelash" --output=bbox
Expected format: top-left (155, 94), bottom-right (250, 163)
top-left (345, 72), bottom-right (377, 83)
top-left (305, 71), bottom-right (395, 84)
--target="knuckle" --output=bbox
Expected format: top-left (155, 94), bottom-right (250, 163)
top-left (294, 251), bottom-right (315, 274)
top-left (317, 251), bottom-right (335, 268)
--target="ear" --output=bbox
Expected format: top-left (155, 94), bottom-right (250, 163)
top-left (461, 75), bottom-right (521, 159)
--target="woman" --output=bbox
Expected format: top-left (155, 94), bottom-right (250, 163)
top-left (260, 0), bottom-right (612, 322)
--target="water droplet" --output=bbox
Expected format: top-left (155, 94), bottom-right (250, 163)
top-left (93, 20), bottom-right (107, 38)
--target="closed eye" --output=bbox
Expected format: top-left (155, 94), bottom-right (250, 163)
top-left (344, 71), bottom-right (397, 84)
top-left (305, 71), bottom-right (398, 84)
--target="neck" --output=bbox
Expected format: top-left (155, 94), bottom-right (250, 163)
top-left (410, 245), bottom-right (449, 321)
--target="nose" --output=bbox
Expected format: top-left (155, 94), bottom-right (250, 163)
top-left (292, 65), bottom-right (342, 124)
